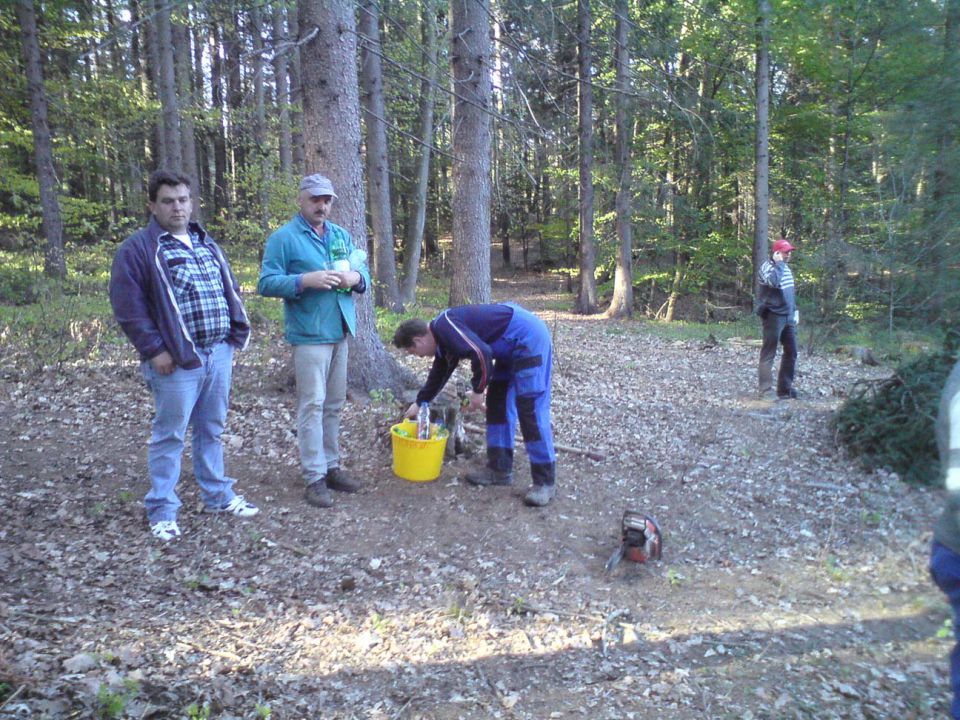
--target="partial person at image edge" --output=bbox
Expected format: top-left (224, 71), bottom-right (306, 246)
top-left (930, 358), bottom-right (960, 719)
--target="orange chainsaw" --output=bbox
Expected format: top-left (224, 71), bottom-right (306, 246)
top-left (605, 511), bottom-right (662, 572)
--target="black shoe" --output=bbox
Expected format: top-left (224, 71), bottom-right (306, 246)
top-left (325, 467), bottom-right (361, 493)
top-left (464, 467), bottom-right (514, 486)
top-left (523, 484), bottom-right (556, 507)
top-left (777, 388), bottom-right (799, 400)
top-left (305, 481), bottom-right (334, 508)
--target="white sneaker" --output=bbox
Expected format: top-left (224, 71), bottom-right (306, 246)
top-left (206, 495), bottom-right (260, 517)
top-left (150, 520), bottom-right (181, 541)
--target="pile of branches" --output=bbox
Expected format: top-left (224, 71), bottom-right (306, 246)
top-left (833, 350), bottom-right (956, 486)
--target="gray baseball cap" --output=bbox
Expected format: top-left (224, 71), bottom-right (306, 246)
top-left (299, 173), bottom-right (338, 198)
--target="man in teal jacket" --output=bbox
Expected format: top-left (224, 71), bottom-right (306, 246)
top-left (258, 174), bottom-right (371, 508)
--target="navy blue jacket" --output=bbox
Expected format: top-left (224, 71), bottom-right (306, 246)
top-left (416, 304), bottom-right (514, 404)
top-left (109, 217), bottom-right (250, 369)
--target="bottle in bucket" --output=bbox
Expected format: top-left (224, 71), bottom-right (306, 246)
top-left (417, 401), bottom-right (431, 440)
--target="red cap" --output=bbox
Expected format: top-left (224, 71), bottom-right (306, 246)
top-left (772, 238), bottom-right (796, 253)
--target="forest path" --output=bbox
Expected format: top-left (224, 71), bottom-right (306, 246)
top-left (0, 263), bottom-right (949, 718)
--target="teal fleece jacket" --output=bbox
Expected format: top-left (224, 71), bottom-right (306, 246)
top-left (257, 215), bottom-right (370, 345)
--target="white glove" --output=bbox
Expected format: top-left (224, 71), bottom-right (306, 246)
top-left (793, 310), bottom-right (800, 325)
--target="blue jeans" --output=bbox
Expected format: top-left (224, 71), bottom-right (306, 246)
top-left (140, 342), bottom-right (237, 522)
top-left (931, 540), bottom-right (960, 719)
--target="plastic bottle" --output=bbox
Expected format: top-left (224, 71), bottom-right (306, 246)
top-left (417, 401), bottom-right (431, 440)
top-left (330, 229), bottom-right (351, 293)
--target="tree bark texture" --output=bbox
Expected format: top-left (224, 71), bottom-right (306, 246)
top-left (400, 0), bottom-right (439, 306)
top-left (16, 0), bottom-right (66, 279)
top-left (298, 0), bottom-right (415, 394)
top-left (607, 0), bottom-right (633, 318)
top-left (752, 0), bottom-right (771, 302)
top-left (173, 22), bottom-right (200, 219)
top-left (154, 0), bottom-right (182, 172)
top-left (449, 0), bottom-right (492, 306)
top-left (272, 1), bottom-right (293, 176)
top-left (359, 0), bottom-right (403, 311)
top-left (576, 0), bottom-right (597, 314)
top-left (288, 1), bottom-right (305, 174)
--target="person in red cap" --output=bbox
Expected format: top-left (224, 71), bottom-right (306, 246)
top-left (756, 238), bottom-right (798, 400)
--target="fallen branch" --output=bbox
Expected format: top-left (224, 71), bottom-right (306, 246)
top-left (463, 422), bottom-right (605, 461)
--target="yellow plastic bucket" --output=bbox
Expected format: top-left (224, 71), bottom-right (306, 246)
top-left (391, 419), bottom-right (448, 482)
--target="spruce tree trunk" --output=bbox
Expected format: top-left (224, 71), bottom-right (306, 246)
top-left (209, 23), bottom-right (228, 216)
top-left (752, 0), bottom-right (771, 301)
top-left (359, 0), bottom-right (403, 311)
top-left (16, 0), bottom-right (66, 279)
top-left (288, 3), bottom-right (305, 174)
top-left (449, 0), bottom-right (492, 306)
top-left (173, 22), bottom-right (200, 219)
top-left (607, 0), bottom-right (633, 318)
top-left (155, 0), bottom-right (181, 171)
top-left (272, 2), bottom-right (292, 176)
top-left (576, 0), bottom-right (597, 314)
top-left (400, 0), bottom-right (439, 306)
top-left (298, 0), bottom-right (415, 394)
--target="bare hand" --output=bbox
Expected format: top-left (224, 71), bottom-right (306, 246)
top-left (772, 251), bottom-right (783, 262)
top-left (404, 402), bottom-right (419, 420)
top-left (301, 270), bottom-right (341, 291)
top-left (151, 351), bottom-right (176, 375)
top-left (333, 270), bottom-right (361, 289)
top-left (464, 391), bottom-right (485, 413)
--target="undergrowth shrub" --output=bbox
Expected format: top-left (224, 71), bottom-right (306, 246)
top-left (833, 347), bottom-right (956, 485)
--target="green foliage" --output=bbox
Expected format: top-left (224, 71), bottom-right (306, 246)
top-left (833, 350), bottom-right (955, 485)
top-left (0, 286), bottom-right (119, 377)
top-left (95, 679), bottom-right (139, 720)
top-left (184, 702), bottom-right (211, 720)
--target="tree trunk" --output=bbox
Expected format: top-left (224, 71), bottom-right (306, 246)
top-left (250, 3), bottom-right (270, 237)
top-left (155, 0), bottom-right (182, 171)
top-left (576, 0), bottom-right (597, 314)
top-left (209, 22), bottom-right (228, 216)
top-left (298, 0), bottom-right (415, 395)
top-left (752, 0), bottom-right (771, 301)
top-left (173, 21), bottom-right (200, 220)
top-left (272, 1), bottom-right (292, 176)
top-left (16, 0), bottom-right (66, 279)
top-left (359, 0), bottom-right (403, 311)
top-left (449, 0), bottom-right (492, 306)
top-left (606, 0), bottom-right (633, 318)
top-left (400, 0), bottom-right (439, 305)
top-left (288, 1), bottom-right (305, 174)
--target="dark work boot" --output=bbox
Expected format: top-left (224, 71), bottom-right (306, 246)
top-left (464, 466), bottom-right (514, 487)
top-left (523, 484), bottom-right (556, 507)
top-left (325, 467), bottom-right (361, 493)
top-left (305, 481), bottom-right (334, 508)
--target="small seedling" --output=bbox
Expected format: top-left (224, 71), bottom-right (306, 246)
top-left (95, 680), bottom-right (139, 720)
top-left (185, 702), bottom-right (211, 720)
top-left (667, 567), bottom-right (684, 586)
top-left (117, 490), bottom-right (134, 503)
top-left (938, 618), bottom-right (954, 640)
top-left (824, 555), bottom-right (849, 583)
top-left (509, 596), bottom-right (528, 615)
top-left (448, 603), bottom-right (471, 623)
top-left (860, 510), bottom-right (883, 527)
top-left (255, 704), bottom-right (272, 719)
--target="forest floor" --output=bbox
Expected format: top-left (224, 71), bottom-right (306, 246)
top-left (0, 266), bottom-right (951, 719)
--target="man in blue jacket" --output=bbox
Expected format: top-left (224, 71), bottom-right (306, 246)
top-left (931, 359), bottom-right (960, 719)
top-left (258, 174), bottom-right (371, 509)
top-left (756, 238), bottom-right (799, 400)
top-left (393, 303), bottom-right (557, 507)
top-left (109, 170), bottom-right (258, 541)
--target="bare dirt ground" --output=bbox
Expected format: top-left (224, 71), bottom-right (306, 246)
top-left (0, 268), bottom-right (951, 719)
